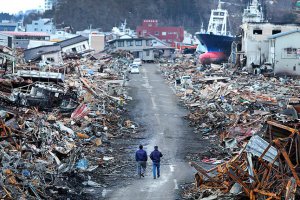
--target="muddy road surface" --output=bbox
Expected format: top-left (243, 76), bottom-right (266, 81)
top-left (99, 63), bottom-right (206, 200)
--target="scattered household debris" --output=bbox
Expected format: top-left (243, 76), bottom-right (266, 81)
top-left (159, 55), bottom-right (300, 199)
top-left (0, 47), bottom-right (138, 199)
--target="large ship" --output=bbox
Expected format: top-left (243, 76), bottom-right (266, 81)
top-left (196, 0), bottom-right (235, 64)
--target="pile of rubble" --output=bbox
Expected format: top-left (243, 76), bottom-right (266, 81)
top-left (0, 51), bottom-right (136, 199)
top-left (160, 56), bottom-right (300, 199)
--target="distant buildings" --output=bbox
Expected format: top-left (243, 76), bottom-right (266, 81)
top-left (136, 20), bottom-right (184, 45)
top-left (0, 31), bottom-right (50, 49)
top-left (44, 0), bottom-right (57, 11)
top-left (26, 18), bottom-right (56, 34)
top-left (0, 21), bottom-right (18, 32)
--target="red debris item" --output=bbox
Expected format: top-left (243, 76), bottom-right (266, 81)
top-left (71, 103), bottom-right (90, 120)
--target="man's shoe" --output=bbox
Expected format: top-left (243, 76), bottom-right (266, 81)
top-left (154, 176), bottom-right (156, 179)
top-left (158, 175), bottom-right (160, 178)
top-left (141, 173), bottom-right (144, 177)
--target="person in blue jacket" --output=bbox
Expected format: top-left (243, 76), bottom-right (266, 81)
top-left (150, 146), bottom-right (163, 179)
top-left (135, 145), bottom-right (147, 178)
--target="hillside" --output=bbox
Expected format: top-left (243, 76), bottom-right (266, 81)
top-left (11, 0), bottom-right (292, 34)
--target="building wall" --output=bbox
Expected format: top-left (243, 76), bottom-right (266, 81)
top-left (0, 25), bottom-right (17, 31)
top-left (61, 41), bottom-right (90, 54)
top-left (0, 33), bottom-right (13, 48)
top-left (89, 34), bottom-right (105, 52)
top-left (136, 20), bottom-right (184, 44)
top-left (270, 32), bottom-right (300, 76)
top-left (26, 19), bottom-right (56, 34)
top-left (113, 39), bottom-right (151, 51)
top-left (111, 39), bottom-right (154, 60)
top-left (41, 51), bottom-right (62, 64)
top-left (14, 40), bottom-right (30, 49)
top-left (242, 23), bottom-right (299, 66)
top-left (142, 49), bottom-right (154, 61)
top-left (45, 0), bottom-right (56, 10)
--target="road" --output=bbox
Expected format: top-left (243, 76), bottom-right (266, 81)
top-left (107, 64), bottom-right (200, 200)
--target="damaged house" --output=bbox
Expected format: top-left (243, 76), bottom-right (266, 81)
top-left (55, 35), bottom-right (91, 57)
top-left (269, 30), bottom-right (300, 76)
top-left (108, 35), bottom-right (154, 61)
top-left (24, 44), bottom-right (63, 65)
top-left (240, 23), bottom-right (299, 67)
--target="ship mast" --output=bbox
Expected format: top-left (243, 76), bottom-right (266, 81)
top-left (207, 0), bottom-right (230, 36)
top-left (242, 0), bottom-right (265, 23)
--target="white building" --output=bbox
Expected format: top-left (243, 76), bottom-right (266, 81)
top-left (241, 23), bottom-right (299, 67)
top-left (26, 18), bottom-right (56, 34)
top-left (268, 30), bottom-right (300, 76)
top-left (56, 35), bottom-right (90, 54)
top-left (76, 29), bottom-right (106, 52)
top-left (44, 0), bottom-right (56, 11)
top-left (108, 36), bottom-right (154, 61)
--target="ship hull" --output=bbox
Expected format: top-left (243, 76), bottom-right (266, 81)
top-left (196, 33), bottom-right (235, 64)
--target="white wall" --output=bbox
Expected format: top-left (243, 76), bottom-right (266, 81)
top-left (42, 51), bottom-right (63, 64)
top-left (89, 34), bottom-right (105, 52)
top-left (242, 23), bottom-right (299, 66)
top-left (61, 41), bottom-right (90, 53)
top-left (271, 32), bottom-right (300, 76)
top-left (0, 33), bottom-right (13, 48)
top-left (142, 49), bottom-right (154, 61)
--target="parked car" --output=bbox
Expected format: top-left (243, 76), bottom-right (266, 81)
top-left (133, 58), bottom-right (142, 66)
top-left (130, 65), bottom-right (140, 74)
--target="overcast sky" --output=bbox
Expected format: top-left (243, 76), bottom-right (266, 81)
top-left (0, 0), bottom-right (43, 14)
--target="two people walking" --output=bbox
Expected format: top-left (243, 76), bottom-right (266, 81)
top-left (135, 145), bottom-right (163, 179)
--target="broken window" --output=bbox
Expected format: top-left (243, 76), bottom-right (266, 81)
top-left (253, 29), bottom-right (262, 35)
top-left (118, 41), bottom-right (124, 47)
top-left (272, 30), bottom-right (281, 35)
top-left (47, 57), bottom-right (55, 62)
top-left (127, 40), bottom-right (133, 46)
top-left (283, 48), bottom-right (297, 59)
top-left (146, 40), bottom-right (151, 46)
top-left (135, 40), bottom-right (142, 46)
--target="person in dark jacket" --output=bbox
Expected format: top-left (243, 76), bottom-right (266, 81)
top-left (150, 146), bottom-right (163, 179)
top-left (135, 145), bottom-right (147, 178)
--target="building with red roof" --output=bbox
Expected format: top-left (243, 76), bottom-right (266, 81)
top-left (136, 20), bottom-right (184, 45)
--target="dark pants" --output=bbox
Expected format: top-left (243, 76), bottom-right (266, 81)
top-left (152, 162), bottom-right (160, 178)
top-left (137, 161), bottom-right (146, 177)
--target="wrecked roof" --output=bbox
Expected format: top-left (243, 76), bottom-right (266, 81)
top-left (24, 45), bottom-right (61, 61)
top-left (56, 35), bottom-right (88, 48)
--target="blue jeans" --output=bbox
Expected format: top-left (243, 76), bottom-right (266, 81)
top-left (152, 162), bottom-right (160, 178)
top-left (137, 161), bottom-right (146, 176)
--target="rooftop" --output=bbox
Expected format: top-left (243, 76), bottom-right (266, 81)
top-left (1, 31), bottom-right (50, 37)
top-left (55, 35), bottom-right (88, 48)
top-left (269, 29), bottom-right (300, 39)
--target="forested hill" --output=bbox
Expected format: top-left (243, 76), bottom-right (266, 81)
top-left (52, 0), bottom-right (298, 33)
